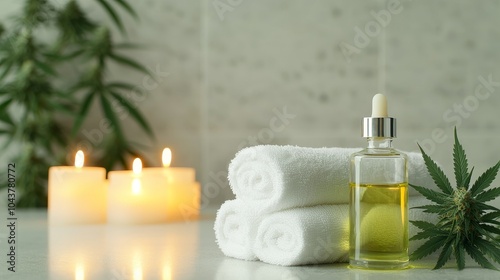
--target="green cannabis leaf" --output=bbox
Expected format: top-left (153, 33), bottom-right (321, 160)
top-left (410, 128), bottom-right (500, 270)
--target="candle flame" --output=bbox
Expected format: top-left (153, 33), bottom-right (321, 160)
top-left (132, 179), bottom-right (141, 195)
top-left (133, 158), bottom-right (142, 175)
top-left (75, 263), bottom-right (84, 280)
top-left (162, 148), bottom-right (172, 168)
top-left (75, 150), bottom-right (84, 168)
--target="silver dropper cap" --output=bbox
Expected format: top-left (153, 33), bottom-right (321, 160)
top-left (362, 94), bottom-right (396, 138)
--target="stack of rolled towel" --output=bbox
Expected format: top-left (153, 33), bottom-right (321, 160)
top-left (214, 145), bottom-right (437, 266)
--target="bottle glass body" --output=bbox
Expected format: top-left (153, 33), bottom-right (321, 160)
top-left (349, 138), bottom-right (408, 269)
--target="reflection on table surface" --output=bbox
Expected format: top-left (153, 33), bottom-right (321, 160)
top-left (49, 222), bottom-right (199, 279)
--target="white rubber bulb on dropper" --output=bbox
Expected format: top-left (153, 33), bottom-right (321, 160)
top-left (371, 93), bottom-right (388, 117)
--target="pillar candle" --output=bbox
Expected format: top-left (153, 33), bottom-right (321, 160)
top-left (107, 158), bottom-right (169, 224)
top-left (48, 151), bottom-right (107, 225)
top-left (143, 148), bottom-right (200, 222)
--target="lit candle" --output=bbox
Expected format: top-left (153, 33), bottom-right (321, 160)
top-left (48, 151), bottom-right (107, 225)
top-left (143, 148), bottom-right (200, 221)
top-left (107, 158), bottom-right (169, 224)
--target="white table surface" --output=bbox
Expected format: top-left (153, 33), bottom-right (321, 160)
top-left (0, 210), bottom-right (498, 280)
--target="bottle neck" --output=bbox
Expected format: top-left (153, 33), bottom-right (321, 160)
top-left (367, 137), bottom-right (393, 149)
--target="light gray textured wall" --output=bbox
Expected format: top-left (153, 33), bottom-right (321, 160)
top-left (1, 0), bottom-right (500, 210)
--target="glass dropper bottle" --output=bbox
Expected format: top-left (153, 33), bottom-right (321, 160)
top-left (349, 93), bottom-right (409, 270)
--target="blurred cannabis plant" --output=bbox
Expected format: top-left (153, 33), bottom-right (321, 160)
top-left (0, 0), bottom-right (154, 207)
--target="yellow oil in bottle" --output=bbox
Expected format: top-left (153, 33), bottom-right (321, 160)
top-left (349, 182), bottom-right (408, 269)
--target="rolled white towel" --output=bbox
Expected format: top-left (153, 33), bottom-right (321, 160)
top-left (253, 204), bottom-right (350, 266)
top-left (228, 146), bottom-right (358, 213)
top-left (228, 145), bottom-right (436, 213)
top-left (214, 200), bottom-right (259, 261)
